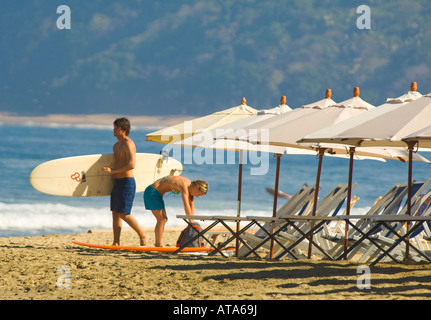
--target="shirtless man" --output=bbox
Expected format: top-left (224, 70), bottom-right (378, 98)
top-left (144, 175), bottom-right (208, 247)
top-left (102, 118), bottom-right (148, 246)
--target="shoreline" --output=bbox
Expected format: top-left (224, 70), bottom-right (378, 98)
top-left (0, 112), bottom-right (194, 130)
top-left (1, 227), bottom-right (431, 300)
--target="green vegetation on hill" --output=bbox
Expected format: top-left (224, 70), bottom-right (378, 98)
top-left (1, 0), bottom-right (430, 116)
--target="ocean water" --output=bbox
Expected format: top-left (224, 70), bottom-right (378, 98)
top-left (1, 123), bottom-right (431, 237)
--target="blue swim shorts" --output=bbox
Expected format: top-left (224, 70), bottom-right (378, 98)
top-left (110, 177), bottom-right (136, 214)
top-left (143, 185), bottom-right (165, 210)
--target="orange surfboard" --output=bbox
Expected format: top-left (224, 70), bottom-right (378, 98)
top-left (72, 241), bottom-right (225, 253)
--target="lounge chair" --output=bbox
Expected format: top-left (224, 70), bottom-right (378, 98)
top-left (323, 183), bottom-right (410, 259)
top-left (176, 183), bottom-right (315, 257)
top-left (358, 184), bottom-right (431, 263)
top-left (239, 183), bottom-right (356, 259)
top-left (323, 179), bottom-right (431, 262)
top-left (235, 183), bottom-right (316, 257)
top-left (271, 183), bottom-right (356, 260)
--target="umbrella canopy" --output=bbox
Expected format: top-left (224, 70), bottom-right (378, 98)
top-left (256, 89), bottom-right (427, 161)
top-left (177, 101), bottom-right (317, 155)
top-left (145, 97), bottom-right (258, 144)
top-left (249, 103), bottom-right (373, 149)
top-left (175, 95), bottom-right (301, 153)
top-left (227, 89), bottom-right (337, 144)
top-left (299, 86), bottom-right (430, 149)
top-left (403, 125), bottom-right (431, 148)
top-left (243, 88), bottom-right (414, 160)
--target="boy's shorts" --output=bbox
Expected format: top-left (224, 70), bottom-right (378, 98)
top-left (110, 177), bottom-right (136, 214)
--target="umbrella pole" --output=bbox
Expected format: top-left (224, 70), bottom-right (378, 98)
top-left (236, 150), bottom-right (243, 257)
top-left (344, 147), bottom-right (355, 260)
top-left (270, 153), bottom-right (281, 259)
top-left (405, 142), bottom-right (416, 260)
top-left (308, 148), bottom-right (325, 259)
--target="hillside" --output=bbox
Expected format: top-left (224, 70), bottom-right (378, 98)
top-left (1, 0), bottom-right (430, 116)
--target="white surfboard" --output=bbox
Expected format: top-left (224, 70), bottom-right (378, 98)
top-left (29, 153), bottom-right (183, 197)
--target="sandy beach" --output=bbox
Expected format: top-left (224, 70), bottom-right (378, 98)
top-left (2, 112), bottom-right (431, 302)
top-left (1, 227), bottom-right (431, 301)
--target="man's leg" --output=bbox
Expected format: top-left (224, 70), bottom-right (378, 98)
top-left (120, 213), bottom-right (148, 246)
top-left (113, 211), bottom-right (148, 246)
top-left (112, 211), bottom-right (122, 246)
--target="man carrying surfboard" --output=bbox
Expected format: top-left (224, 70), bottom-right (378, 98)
top-left (144, 176), bottom-right (208, 247)
top-left (102, 118), bottom-right (148, 247)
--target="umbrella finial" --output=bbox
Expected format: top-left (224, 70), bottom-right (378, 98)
top-left (241, 97), bottom-right (246, 105)
top-left (410, 82), bottom-right (418, 92)
top-left (353, 87), bottom-right (360, 97)
top-left (325, 89), bottom-right (332, 99)
top-left (280, 96), bottom-right (287, 105)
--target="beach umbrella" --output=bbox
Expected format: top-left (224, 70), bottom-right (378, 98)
top-left (246, 87), bottom-right (429, 257)
top-left (248, 88), bottom-right (374, 149)
top-left (299, 83), bottom-right (429, 257)
top-left (298, 83), bottom-right (426, 148)
top-left (233, 89), bottom-right (337, 142)
top-left (178, 96), bottom-right (291, 151)
top-left (206, 89), bottom-right (336, 153)
top-left (180, 95), bottom-right (324, 155)
top-left (145, 97), bottom-right (258, 144)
